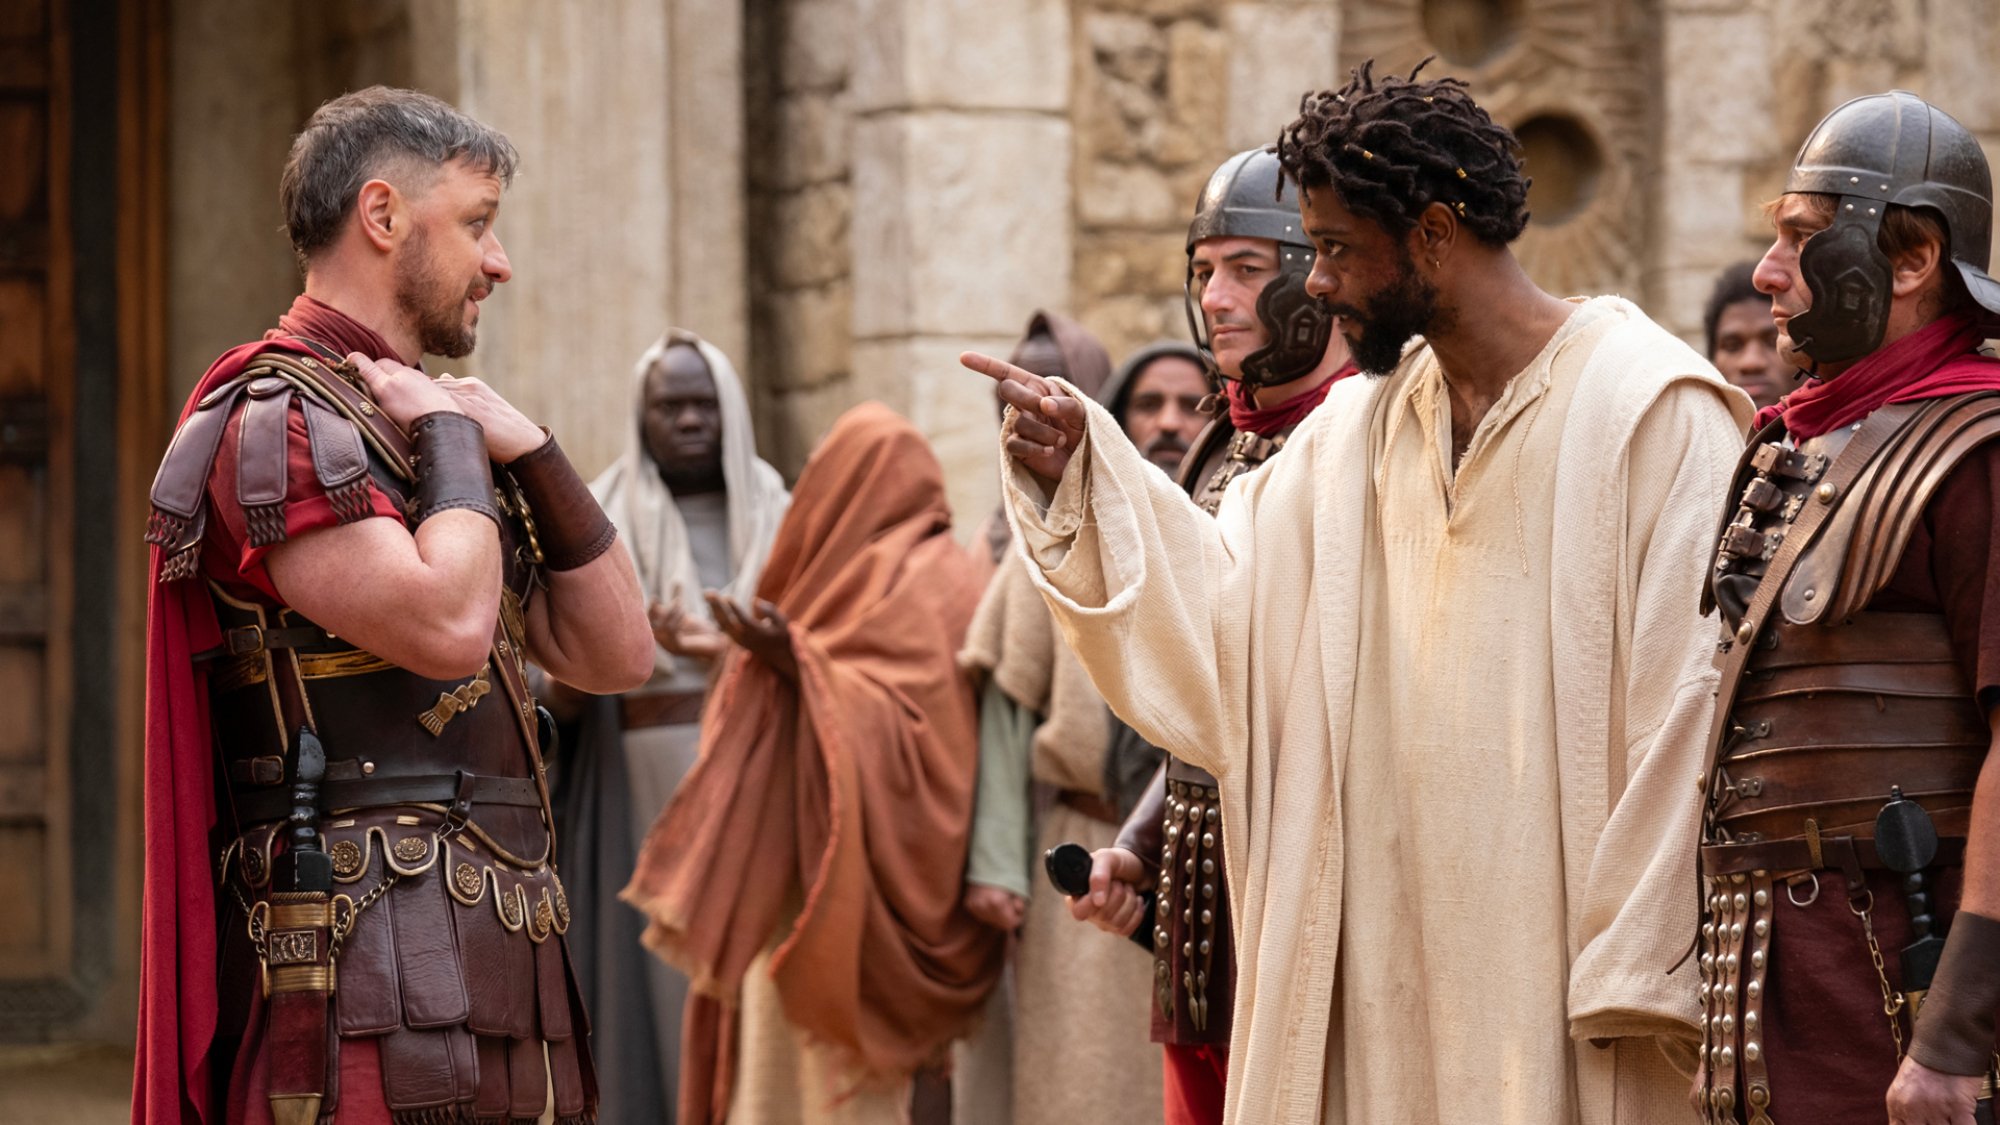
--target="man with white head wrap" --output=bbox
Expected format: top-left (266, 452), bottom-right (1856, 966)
top-left (556, 329), bottom-right (789, 1122)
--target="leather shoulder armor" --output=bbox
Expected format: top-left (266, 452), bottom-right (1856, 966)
top-left (1786, 391), bottom-right (2000, 624)
top-left (148, 348), bottom-right (411, 580)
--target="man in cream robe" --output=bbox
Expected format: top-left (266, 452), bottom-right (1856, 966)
top-left (556, 329), bottom-right (789, 1122)
top-left (966, 64), bottom-right (1754, 1125)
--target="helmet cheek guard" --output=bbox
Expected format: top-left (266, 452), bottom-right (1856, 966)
top-left (1241, 253), bottom-right (1335, 388)
top-left (1788, 213), bottom-right (1893, 366)
top-left (1782, 90), bottom-right (2000, 369)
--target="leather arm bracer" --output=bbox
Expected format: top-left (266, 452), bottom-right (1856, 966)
top-left (410, 412), bottom-right (502, 528)
top-left (1909, 910), bottom-right (2000, 1075)
top-left (506, 432), bottom-right (616, 571)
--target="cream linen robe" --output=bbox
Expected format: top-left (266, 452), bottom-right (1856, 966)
top-left (1002, 297), bottom-right (1754, 1125)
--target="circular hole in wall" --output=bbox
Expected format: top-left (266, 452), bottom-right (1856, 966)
top-left (1514, 113), bottom-right (1604, 226)
top-left (1421, 0), bottom-right (1525, 67)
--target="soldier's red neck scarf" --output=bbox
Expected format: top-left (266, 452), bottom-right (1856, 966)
top-left (1223, 359), bottom-right (1359, 436)
top-left (136, 296), bottom-right (397, 1125)
top-left (1759, 311), bottom-right (2000, 439)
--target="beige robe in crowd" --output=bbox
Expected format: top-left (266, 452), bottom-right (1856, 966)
top-left (579, 329), bottom-right (789, 1122)
top-left (955, 555), bottom-right (1163, 1125)
top-left (1003, 297), bottom-right (1754, 1125)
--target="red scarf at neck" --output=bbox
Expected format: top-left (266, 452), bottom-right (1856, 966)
top-left (1223, 360), bottom-right (1359, 436)
top-left (1758, 312), bottom-right (2000, 438)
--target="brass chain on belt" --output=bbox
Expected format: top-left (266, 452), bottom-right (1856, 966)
top-left (1850, 889), bottom-right (1907, 1058)
top-left (326, 877), bottom-right (389, 961)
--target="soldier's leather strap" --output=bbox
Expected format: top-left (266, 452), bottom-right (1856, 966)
top-left (1698, 403), bottom-right (1919, 800)
top-left (483, 610), bottom-right (559, 863)
top-left (232, 771), bottom-right (543, 823)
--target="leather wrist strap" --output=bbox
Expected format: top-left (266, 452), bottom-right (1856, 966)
top-left (410, 411), bottom-right (501, 528)
top-left (1910, 910), bottom-right (2000, 1075)
top-left (506, 430), bottom-right (616, 571)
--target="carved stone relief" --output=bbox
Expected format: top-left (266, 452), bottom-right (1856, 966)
top-left (1342, 0), bottom-right (1659, 301)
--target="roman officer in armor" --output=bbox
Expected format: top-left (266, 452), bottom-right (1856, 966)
top-left (1063, 146), bottom-right (1353, 1125)
top-left (1697, 91), bottom-right (2000, 1125)
top-left (134, 87), bottom-right (653, 1125)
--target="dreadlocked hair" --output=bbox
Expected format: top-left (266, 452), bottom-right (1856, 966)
top-left (1275, 57), bottom-right (1531, 246)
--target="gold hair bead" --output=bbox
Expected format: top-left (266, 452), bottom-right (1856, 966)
top-left (1361, 149), bottom-right (1374, 160)
top-left (1454, 201), bottom-right (1466, 215)
top-left (1455, 167), bottom-right (1467, 179)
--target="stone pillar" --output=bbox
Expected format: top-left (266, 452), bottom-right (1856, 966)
top-left (1651, 0), bottom-right (1777, 344)
top-left (412, 0), bottom-right (747, 479)
top-left (847, 0), bottom-right (1073, 533)
top-left (165, 0), bottom-right (303, 400)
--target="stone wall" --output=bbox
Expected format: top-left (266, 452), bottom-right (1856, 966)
top-left (1069, 0), bottom-right (1339, 365)
top-left (746, 0), bottom-right (1073, 529)
top-left (744, 0), bottom-right (858, 474)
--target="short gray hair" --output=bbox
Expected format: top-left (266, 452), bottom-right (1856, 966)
top-left (279, 86), bottom-right (519, 269)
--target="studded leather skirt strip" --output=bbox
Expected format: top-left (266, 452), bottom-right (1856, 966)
top-left (1151, 776), bottom-right (1234, 1046)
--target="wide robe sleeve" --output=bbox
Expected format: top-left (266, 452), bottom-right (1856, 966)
top-left (1564, 375), bottom-right (1751, 1063)
top-left (999, 382), bottom-right (1259, 779)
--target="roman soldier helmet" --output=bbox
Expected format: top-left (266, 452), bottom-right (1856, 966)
top-left (1783, 91), bottom-right (2000, 366)
top-left (1184, 147), bottom-right (1334, 391)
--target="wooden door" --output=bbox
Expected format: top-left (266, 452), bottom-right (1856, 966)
top-left (0, 0), bottom-right (77, 990)
top-left (0, 0), bottom-right (162, 1037)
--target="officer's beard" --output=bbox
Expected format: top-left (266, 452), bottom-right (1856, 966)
top-left (1328, 249), bottom-right (1441, 376)
top-left (395, 225), bottom-right (481, 360)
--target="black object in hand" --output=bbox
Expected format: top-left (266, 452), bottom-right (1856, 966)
top-left (1044, 842), bottom-right (1093, 897)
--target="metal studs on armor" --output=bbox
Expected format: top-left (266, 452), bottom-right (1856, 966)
top-left (1201, 832), bottom-right (1215, 848)
top-left (1202, 909), bottom-right (1213, 925)
top-left (394, 835), bottom-right (429, 862)
top-left (1747, 981), bottom-right (1761, 1000)
top-left (1753, 889), bottom-right (1769, 907)
top-left (1744, 1041), bottom-right (1762, 1062)
top-left (1734, 892), bottom-right (1747, 910)
top-left (1753, 919), bottom-right (1769, 937)
top-left (330, 840), bottom-right (363, 878)
top-left (1751, 950), bottom-right (1765, 970)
